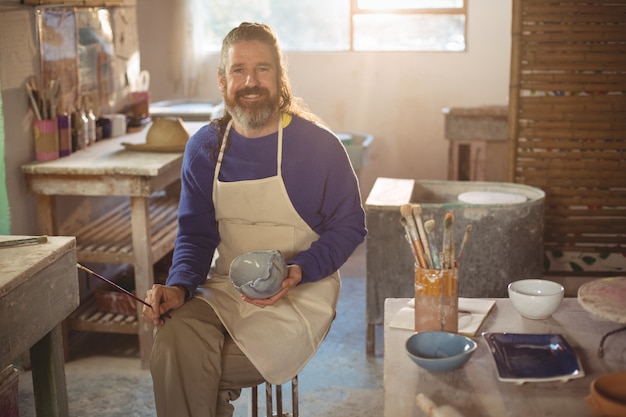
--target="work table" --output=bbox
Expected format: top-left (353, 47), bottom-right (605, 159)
top-left (384, 297), bottom-right (625, 417)
top-left (0, 235), bottom-right (78, 416)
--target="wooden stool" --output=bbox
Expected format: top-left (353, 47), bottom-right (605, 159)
top-left (250, 375), bottom-right (298, 417)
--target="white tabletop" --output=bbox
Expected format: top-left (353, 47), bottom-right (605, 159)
top-left (384, 298), bottom-right (625, 417)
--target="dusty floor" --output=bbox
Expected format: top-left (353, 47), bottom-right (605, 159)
top-left (17, 243), bottom-right (385, 417)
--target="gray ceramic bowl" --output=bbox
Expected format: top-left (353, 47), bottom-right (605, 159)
top-left (229, 250), bottom-right (287, 299)
top-left (406, 331), bottom-right (477, 373)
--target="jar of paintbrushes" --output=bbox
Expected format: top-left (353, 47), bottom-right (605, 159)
top-left (400, 204), bottom-right (470, 333)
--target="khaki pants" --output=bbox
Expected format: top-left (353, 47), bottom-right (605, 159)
top-left (151, 298), bottom-right (265, 417)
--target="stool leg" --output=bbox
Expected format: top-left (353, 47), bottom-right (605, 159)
top-left (253, 376), bottom-right (298, 417)
top-left (276, 384), bottom-right (283, 416)
top-left (265, 382), bottom-right (273, 417)
top-left (292, 376), bottom-right (299, 417)
top-left (250, 385), bottom-right (258, 417)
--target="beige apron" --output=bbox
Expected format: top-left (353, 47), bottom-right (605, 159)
top-left (196, 115), bottom-right (340, 384)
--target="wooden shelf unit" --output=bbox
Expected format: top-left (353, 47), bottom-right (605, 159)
top-left (73, 192), bottom-right (178, 265)
top-left (68, 295), bottom-right (139, 335)
top-left (67, 192), bottom-right (178, 337)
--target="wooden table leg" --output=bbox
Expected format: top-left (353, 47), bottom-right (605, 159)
top-left (36, 194), bottom-right (57, 236)
top-left (36, 195), bottom-right (76, 364)
top-left (30, 325), bottom-right (70, 417)
top-left (130, 196), bottom-right (155, 369)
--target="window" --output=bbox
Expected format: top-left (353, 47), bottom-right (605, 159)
top-left (352, 0), bottom-right (466, 51)
top-left (188, 0), bottom-right (466, 53)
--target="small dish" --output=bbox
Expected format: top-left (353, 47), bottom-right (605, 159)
top-left (458, 190), bottom-right (527, 205)
top-left (483, 332), bottom-right (585, 384)
top-left (406, 331), bottom-right (477, 373)
top-left (586, 371), bottom-right (626, 417)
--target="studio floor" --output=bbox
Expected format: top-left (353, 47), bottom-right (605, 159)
top-left (17, 243), bottom-right (385, 417)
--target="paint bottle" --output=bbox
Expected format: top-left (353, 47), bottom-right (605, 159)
top-left (87, 105), bottom-right (97, 145)
top-left (57, 113), bottom-right (72, 157)
top-left (72, 108), bottom-right (88, 151)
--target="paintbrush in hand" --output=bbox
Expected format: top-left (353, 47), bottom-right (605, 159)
top-left (77, 263), bottom-right (171, 319)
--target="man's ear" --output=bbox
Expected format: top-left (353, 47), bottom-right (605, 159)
top-left (217, 73), bottom-right (225, 92)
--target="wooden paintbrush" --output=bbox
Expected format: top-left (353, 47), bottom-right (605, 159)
top-left (400, 218), bottom-right (420, 265)
top-left (0, 235), bottom-right (47, 248)
top-left (423, 220), bottom-right (441, 269)
top-left (77, 263), bottom-right (171, 319)
top-left (456, 224), bottom-right (472, 266)
top-left (442, 213), bottom-right (454, 269)
top-left (411, 204), bottom-right (434, 269)
top-left (400, 204), bottom-right (427, 268)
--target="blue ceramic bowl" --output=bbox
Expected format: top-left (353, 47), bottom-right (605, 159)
top-left (406, 331), bottom-right (477, 373)
top-left (229, 250), bottom-right (287, 299)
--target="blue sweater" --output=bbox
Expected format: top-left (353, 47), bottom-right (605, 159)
top-left (166, 115), bottom-right (367, 296)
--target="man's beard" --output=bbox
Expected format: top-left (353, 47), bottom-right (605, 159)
top-left (224, 86), bottom-right (279, 130)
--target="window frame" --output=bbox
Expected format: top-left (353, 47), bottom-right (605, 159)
top-left (348, 0), bottom-right (467, 51)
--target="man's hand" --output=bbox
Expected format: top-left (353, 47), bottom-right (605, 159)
top-left (242, 264), bottom-right (302, 307)
top-left (142, 284), bottom-right (186, 325)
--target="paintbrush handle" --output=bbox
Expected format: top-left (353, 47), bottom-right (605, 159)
top-left (76, 264), bottom-right (152, 308)
top-left (401, 218), bottom-right (426, 267)
top-left (77, 263), bottom-right (150, 307)
top-left (442, 214), bottom-right (454, 269)
top-left (430, 244), bottom-right (441, 270)
top-left (413, 210), bottom-right (433, 268)
top-left (77, 263), bottom-right (172, 319)
top-left (412, 238), bottom-right (427, 269)
top-left (456, 224), bottom-right (472, 264)
top-left (0, 235), bottom-right (47, 248)
top-left (404, 217), bottom-right (427, 268)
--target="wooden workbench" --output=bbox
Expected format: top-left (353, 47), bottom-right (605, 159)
top-left (21, 122), bottom-right (204, 368)
top-left (0, 235), bottom-right (78, 416)
top-left (384, 297), bottom-right (625, 417)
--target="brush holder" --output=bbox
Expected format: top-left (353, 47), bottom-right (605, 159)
top-left (414, 265), bottom-right (458, 333)
top-left (33, 118), bottom-right (59, 161)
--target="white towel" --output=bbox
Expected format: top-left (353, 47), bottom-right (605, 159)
top-left (389, 297), bottom-right (496, 336)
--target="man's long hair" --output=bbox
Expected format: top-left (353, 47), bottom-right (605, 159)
top-left (211, 22), bottom-right (323, 159)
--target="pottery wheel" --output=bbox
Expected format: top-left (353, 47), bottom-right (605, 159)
top-left (578, 277), bottom-right (626, 325)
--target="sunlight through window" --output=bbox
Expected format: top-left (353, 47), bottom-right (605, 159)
top-left (188, 0), bottom-right (465, 52)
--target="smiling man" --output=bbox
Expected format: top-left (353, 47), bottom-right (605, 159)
top-left (142, 23), bottom-right (367, 417)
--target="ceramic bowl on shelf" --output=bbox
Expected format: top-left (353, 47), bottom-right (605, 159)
top-left (229, 250), bottom-right (287, 299)
top-left (508, 279), bottom-right (564, 320)
top-left (405, 331), bottom-right (477, 373)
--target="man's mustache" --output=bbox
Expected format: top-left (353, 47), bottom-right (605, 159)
top-left (236, 87), bottom-right (269, 99)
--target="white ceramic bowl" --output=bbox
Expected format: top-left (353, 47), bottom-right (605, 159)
top-left (229, 250), bottom-right (287, 299)
top-left (406, 331), bottom-right (477, 373)
top-left (508, 279), bottom-right (564, 319)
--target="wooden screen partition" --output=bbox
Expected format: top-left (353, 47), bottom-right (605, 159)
top-left (508, 0), bottom-right (626, 276)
